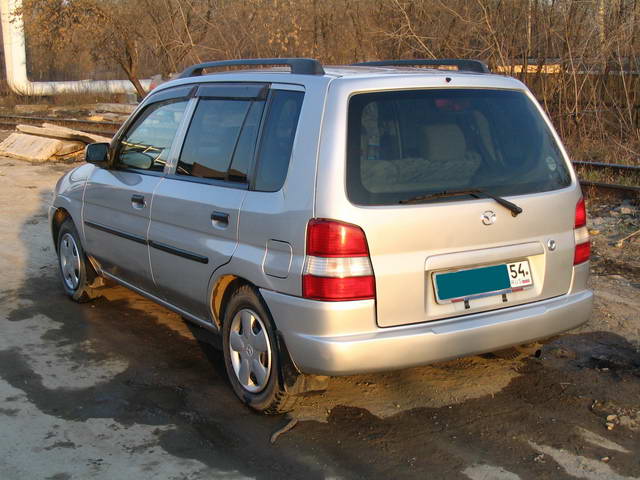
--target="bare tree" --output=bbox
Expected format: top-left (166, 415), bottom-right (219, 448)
top-left (140, 0), bottom-right (215, 78)
top-left (17, 0), bottom-right (151, 96)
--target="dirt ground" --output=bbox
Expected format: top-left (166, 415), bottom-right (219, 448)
top-left (0, 151), bottom-right (638, 479)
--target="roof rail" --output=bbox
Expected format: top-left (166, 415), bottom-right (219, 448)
top-left (352, 59), bottom-right (490, 73)
top-left (178, 58), bottom-right (325, 79)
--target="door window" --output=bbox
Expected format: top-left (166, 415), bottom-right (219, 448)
top-left (177, 99), bottom-right (248, 180)
top-left (228, 101), bottom-right (265, 182)
top-left (254, 90), bottom-right (304, 192)
top-left (177, 99), bottom-right (264, 182)
top-left (117, 100), bottom-right (188, 172)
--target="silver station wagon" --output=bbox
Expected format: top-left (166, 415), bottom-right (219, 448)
top-left (50, 58), bottom-right (593, 413)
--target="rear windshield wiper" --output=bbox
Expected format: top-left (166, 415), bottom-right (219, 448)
top-left (399, 188), bottom-right (523, 217)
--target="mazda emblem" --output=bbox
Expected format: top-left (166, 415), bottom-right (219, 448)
top-left (481, 211), bottom-right (497, 226)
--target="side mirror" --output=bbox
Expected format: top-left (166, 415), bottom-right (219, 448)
top-left (85, 142), bottom-right (110, 167)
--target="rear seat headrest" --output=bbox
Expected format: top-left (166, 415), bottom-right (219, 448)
top-left (421, 123), bottom-right (466, 161)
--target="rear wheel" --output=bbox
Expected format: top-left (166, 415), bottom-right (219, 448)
top-left (56, 218), bottom-right (99, 303)
top-left (222, 285), bottom-right (298, 414)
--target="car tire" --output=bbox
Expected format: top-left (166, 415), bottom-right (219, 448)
top-left (222, 285), bottom-right (298, 414)
top-left (56, 218), bottom-right (99, 303)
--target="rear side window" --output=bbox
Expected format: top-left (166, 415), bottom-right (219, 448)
top-left (118, 100), bottom-right (188, 172)
top-left (254, 90), bottom-right (304, 192)
top-left (177, 99), bottom-right (259, 181)
top-left (346, 89), bottom-right (571, 205)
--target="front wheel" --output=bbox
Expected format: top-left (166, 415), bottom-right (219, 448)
top-left (222, 285), bottom-right (298, 414)
top-left (56, 218), bottom-right (99, 303)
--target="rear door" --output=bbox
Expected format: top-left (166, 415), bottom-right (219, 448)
top-left (340, 88), bottom-right (580, 327)
top-left (83, 90), bottom-right (190, 292)
top-left (148, 83), bottom-right (267, 320)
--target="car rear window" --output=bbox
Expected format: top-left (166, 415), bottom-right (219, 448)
top-left (346, 89), bottom-right (571, 205)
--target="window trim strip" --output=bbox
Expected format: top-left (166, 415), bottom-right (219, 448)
top-left (117, 168), bottom-right (166, 178)
top-left (164, 97), bottom-right (199, 175)
top-left (195, 83), bottom-right (268, 100)
top-left (163, 173), bottom-right (249, 189)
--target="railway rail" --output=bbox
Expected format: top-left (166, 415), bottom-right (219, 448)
top-left (572, 161), bottom-right (640, 194)
top-left (572, 160), bottom-right (640, 173)
top-left (580, 180), bottom-right (640, 193)
top-left (0, 114), bottom-right (120, 137)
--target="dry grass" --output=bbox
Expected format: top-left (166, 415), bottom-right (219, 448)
top-left (565, 135), bottom-right (640, 167)
top-left (574, 167), bottom-right (640, 187)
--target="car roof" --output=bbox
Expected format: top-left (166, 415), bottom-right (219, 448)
top-left (152, 65), bottom-right (525, 95)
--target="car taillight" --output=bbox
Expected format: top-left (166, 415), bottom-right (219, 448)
top-left (574, 198), bottom-right (590, 265)
top-left (303, 219), bottom-right (375, 301)
top-left (575, 197), bottom-right (587, 228)
top-left (574, 241), bottom-right (591, 265)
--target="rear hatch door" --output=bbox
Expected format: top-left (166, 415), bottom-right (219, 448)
top-left (340, 87), bottom-right (579, 327)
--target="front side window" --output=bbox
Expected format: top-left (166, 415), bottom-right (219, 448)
top-left (347, 89), bottom-right (571, 205)
top-left (118, 100), bottom-right (188, 172)
top-left (254, 90), bottom-right (304, 192)
top-left (177, 99), bottom-right (259, 181)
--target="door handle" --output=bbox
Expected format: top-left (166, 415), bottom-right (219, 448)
top-left (131, 194), bottom-right (146, 209)
top-left (211, 211), bottom-right (229, 227)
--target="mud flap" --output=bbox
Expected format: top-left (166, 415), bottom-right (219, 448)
top-left (276, 331), bottom-right (329, 395)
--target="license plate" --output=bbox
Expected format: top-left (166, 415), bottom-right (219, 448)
top-left (434, 260), bottom-right (533, 303)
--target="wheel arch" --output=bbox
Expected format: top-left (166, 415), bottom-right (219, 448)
top-left (210, 274), bottom-right (250, 329)
top-left (51, 207), bottom-right (71, 252)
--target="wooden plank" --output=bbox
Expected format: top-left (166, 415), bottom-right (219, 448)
top-left (0, 133), bottom-right (64, 162)
top-left (94, 103), bottom-right (137, 114)
top-left (88, 112), bottom-right (128, 123)
top-left (41, 123), bottom-right (112, 143)
top-left (17, 124), bottom-right (111, 144)
top-left (56, 140), bottom-right (85, 156)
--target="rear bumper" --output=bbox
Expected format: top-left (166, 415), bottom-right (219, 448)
top-left (261, 288), bottom-right (593, 376)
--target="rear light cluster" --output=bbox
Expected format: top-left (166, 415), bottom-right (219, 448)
top-left (573, 198), bottom-right (590, 265)
top-left (302, 219), bottom-right (376, 301)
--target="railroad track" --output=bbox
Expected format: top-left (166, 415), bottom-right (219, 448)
top-left (580, 180), bottom-right (640, 193)
top-left (0, 114), bottom-right (120, 137)
top-left (572, 161), bottom-right (640, 194)
top-left (572, 160), bottom-right (640, 173)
